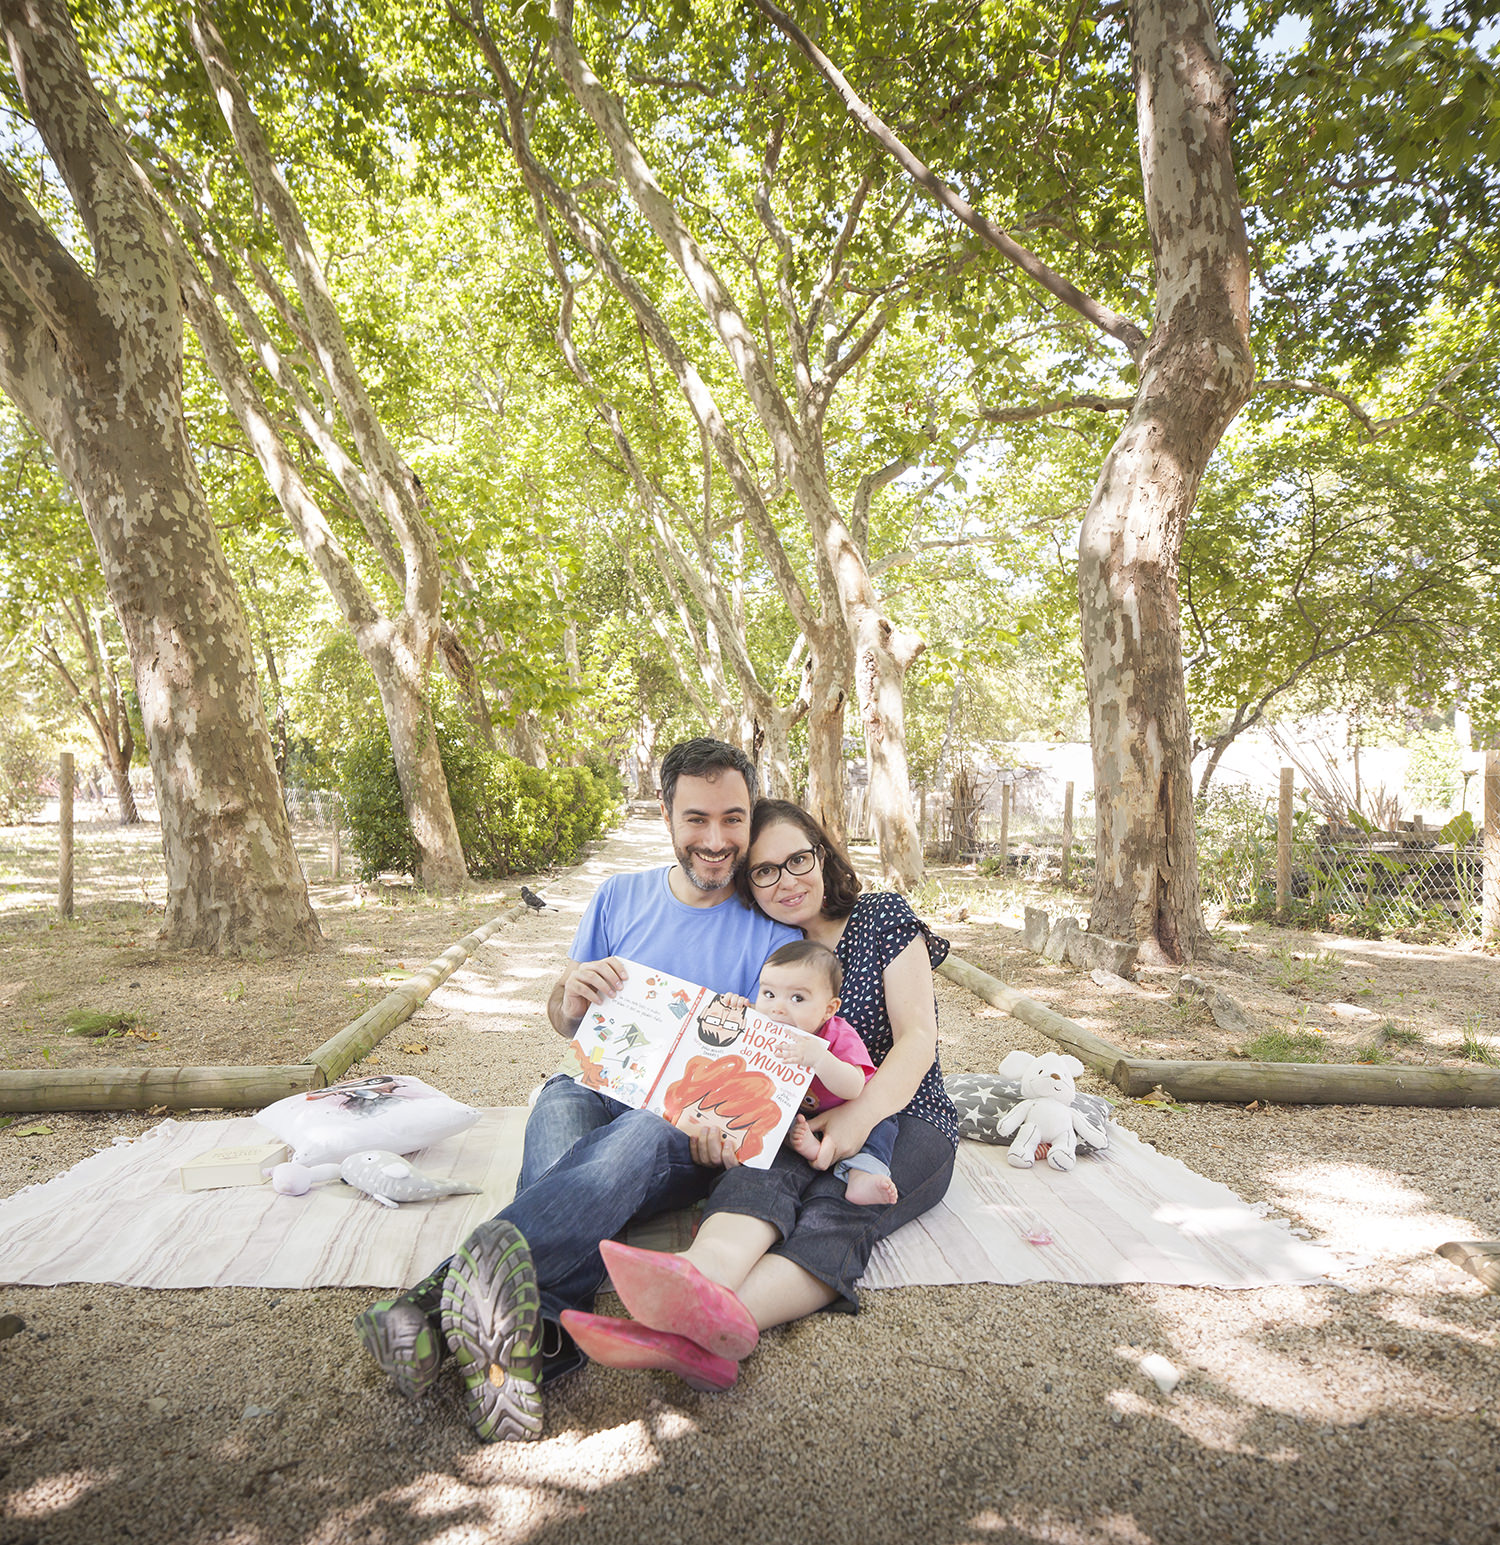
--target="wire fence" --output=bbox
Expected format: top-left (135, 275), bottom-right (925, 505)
top-left (1197, 811), bottom-right (1487, 942)
top-left (850, 764), bottom-right (1496, 944)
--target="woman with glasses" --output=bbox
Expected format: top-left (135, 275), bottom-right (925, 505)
top-left (561, 798), bottom-right (957, 1389)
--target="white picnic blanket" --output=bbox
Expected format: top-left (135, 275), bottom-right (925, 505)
top-left (0, 1110), bottom-right (1337, 1290)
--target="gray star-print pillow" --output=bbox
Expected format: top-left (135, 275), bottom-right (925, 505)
top-left (943, 1074), bottom-right (1112, 1151)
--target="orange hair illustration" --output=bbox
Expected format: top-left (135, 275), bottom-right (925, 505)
top-left (661, 1055), bottom-right (782, 1162)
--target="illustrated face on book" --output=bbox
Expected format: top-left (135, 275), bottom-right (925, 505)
top-left (696, 991), bottom-right (747, 1048)
top-left (755, 962), bottom-right (839, 1036)
top-left (661, 1054), bottom-right (781, 1163)
top-left (671, 1098), bottom-right (746, 1154)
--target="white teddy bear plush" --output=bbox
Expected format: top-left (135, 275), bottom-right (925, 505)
top-left (996, 1051), bottom-right (1109, 1171)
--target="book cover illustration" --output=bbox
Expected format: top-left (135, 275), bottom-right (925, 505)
top-left (569, 959), bottom-right (811, 1168)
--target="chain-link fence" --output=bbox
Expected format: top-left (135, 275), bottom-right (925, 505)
top-left (848, 762), bottom-right (1494, 943)
top-left (1196, 787), bottom-right (1487, 942)
top-left (283, 786), bottom-right (342, 827)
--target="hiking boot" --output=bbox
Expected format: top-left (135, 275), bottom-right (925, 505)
top-left (354, 1265), bottom-right (449, 1399)
top-left (441, 1220), bottom-right (544, 1442)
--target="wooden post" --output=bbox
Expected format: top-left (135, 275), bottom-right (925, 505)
top-left (58, 750), bottom-right (74, 920)
top-left (1484, 746), bottom-right (1500, 944)
top-left (1060, 781), bottom-right (1075, 884)
top-left (330, 806), bottom-right (343, 880)
top-left (999, 780), bottom-right (1011, 871)
top-left (1277, 766), bottom-right (1293, 915)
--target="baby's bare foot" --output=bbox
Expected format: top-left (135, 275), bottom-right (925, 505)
top-left (844, 1171), bottom-right (899, 1207)
top-left (787, 1117), bottom-right (821, 1163)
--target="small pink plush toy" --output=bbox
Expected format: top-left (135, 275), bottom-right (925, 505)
top-left (997, 1052), bottom-right (1108, 1172)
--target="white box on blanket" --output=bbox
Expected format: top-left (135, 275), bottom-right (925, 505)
top-left (178, 1141), bottom-right (288, 1192)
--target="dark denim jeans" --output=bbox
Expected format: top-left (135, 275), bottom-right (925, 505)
top-left (499, 1075), bottom-right (713, 1381)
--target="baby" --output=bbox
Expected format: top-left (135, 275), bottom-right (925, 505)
top-left (755, 940), bottom-right (899, 1207)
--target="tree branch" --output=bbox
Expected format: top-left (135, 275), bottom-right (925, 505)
top-left (187, 3), bottom-right (440, 630)
top-left (747, 0), bottom-right (1148, 364)
top-left (0, 159), bottom-right (101, 350)
top-left (1256, 360), bottom-right (1485, 442)
top-left (978, 391), bottom-right (1136, 423)
top-left (463, 0), bottom-right (823, 641)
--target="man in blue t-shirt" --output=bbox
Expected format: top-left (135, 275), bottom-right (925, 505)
top-left (355, 739), bottom-right (798, 1443)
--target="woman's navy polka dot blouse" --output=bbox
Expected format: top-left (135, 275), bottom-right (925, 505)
top-left (834, 890), bottom-right (959, 1148)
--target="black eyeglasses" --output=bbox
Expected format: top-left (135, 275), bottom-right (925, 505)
top-left (748, 846), bottom-right (821, 889)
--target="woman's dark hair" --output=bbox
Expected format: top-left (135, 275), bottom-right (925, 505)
top-left (738, 799), bottom-right (862, 919)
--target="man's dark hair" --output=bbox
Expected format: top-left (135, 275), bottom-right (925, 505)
top-left (763, 939), bottom-right (844, 995)
top-left (659, 738), bottom-right (757, 813)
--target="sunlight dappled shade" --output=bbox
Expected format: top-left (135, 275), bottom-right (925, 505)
top-left (967, 1505), bottom-right (1161, 1543)
top-left (3, 1467), bottom-right (118, 1520)
top-left (1268, 1163), bottom-right (1481, 1260)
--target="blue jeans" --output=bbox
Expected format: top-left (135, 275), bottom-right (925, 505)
top-left (834, 1113), bottom-right (899, 1183)
top-left (498, 1075), bottom-right (712, 1380)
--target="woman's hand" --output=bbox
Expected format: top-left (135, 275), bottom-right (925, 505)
top-left (802, 1101), bottom-right (878, 1169)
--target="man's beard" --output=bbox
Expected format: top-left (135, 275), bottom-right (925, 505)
top-left (676, 841), bottom-right (744, 892)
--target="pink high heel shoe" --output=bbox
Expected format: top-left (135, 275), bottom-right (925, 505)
top-left (599, 1240), bottom-right (759, 1360)
top-left (559, 1310), bottom-right (738, 1391)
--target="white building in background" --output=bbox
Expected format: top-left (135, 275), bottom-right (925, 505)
top-left (952, 711), bottom-right (1481, 836)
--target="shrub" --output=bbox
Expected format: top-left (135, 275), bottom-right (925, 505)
top-left (0, 720), bottom-right (50, 823)
top-left (339, 709), bottom-right (620, 883)
top-left (338, 727), bottom-right (422, 880)
top-left (1194, 783), bottom-right (1277, 914)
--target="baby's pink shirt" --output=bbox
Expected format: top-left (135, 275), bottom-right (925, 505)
top-left (804, 1013), bottom-right (875, 1112)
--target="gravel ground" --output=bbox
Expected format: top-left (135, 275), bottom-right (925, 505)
top-left (2, 814), bottom-right (1498, 1545)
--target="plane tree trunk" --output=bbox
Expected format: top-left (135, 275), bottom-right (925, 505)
top-left (754, 0), bottom-right (1253, 944)
top-left (1076, 0), bottom-right (1254, 961)
top-left (0, 0), bottom-right (318, 953)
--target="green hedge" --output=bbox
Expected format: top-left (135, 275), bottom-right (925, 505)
top-left (338, 712), bottom-right (620, 882)
top-left (0, 721), bottom-right (50, 823)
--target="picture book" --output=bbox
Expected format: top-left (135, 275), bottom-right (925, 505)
top-left (568, 960), bottom-right (812, 1168)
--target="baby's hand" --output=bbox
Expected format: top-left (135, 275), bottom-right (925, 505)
top-left (721, 993), bottom-right (750, 1011)
top-left (773, 1030), bottom-right (823, 1068)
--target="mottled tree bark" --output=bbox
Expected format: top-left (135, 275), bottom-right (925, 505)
top-left (0, 0), bottom-right (318, 952)
top-left (757, 0), bottom-right (1252, 947)
top-left (1076, 0), bottom-right (1254, 961)
top-left (179, 6), bottom-right (467, 895)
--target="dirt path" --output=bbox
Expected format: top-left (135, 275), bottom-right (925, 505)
top-left (2, 814), bottom-right (1499, 1545)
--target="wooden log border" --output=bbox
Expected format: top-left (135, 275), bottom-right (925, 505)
top-left (939, 953), bottom-right (1500, 1109)
top-left (301, 903), bottom-right (527, 1083)
top-left (0, 901), bottom-right (528, 1114)
top-left (0, 1063), bottom-right (319, 1114)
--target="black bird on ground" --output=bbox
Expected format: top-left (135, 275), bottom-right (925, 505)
top-left (519, 886), bottom-right (551, 912)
